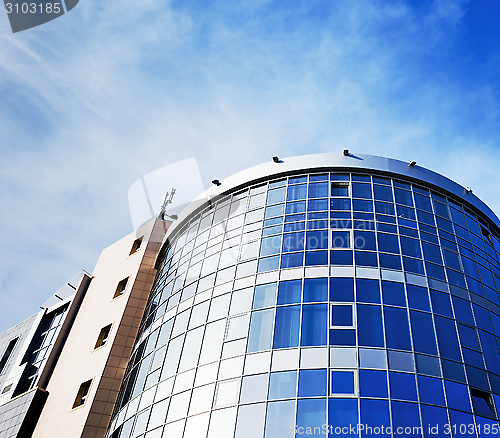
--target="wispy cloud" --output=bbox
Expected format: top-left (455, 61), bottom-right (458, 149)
top-left (0, 0), bottom-right (499, 331)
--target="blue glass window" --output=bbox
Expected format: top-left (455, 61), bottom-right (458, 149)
top-left (441, 359), bottom-right (466, 383)
top-left (466, 366), bottom-right (489, 391)
top-left (305, 251), bottom-right (328, 266)
top-left (330, 199), bottom-right (351, 211)
top-left (375, 202), bottom-right (395, 216)
top-left (328, 399), bottom-right (358, 436)
top-left (331, 182), bottom-right (349, 197)
top-left (308, 182), bottom-right (329, 199)
top-left (417, 210), bottom-right (435, 227)
top-left (389, 372), bottom-right (417, 401)
top-left (330, 371), bottom-right (354, 395)
top-left (262, 225), bottom-right (283, 236)
top-left (415, 354), bottom-right (441, 376)
top-left (354, 231), bottom-right (376, 250)
top-left (379, 253), bottom-right (402, 270)
top-left (253, 283), bottom-right (277, 309)
top-left (395, 188), bottom-right (414, 207)
top-left (332, 231), bottom-right (351, 249)
top-left (282, 232), bottom-right (305, 252)
top-left (425, 262), bottom-right (446, 281)
top-left (260, 235), bottom-right (282, 257)
top-left (420, 405), bottom-right (448, 438)
top-left (257, 255), bottom-right (279, 272)
top-left (397, 205), bottom-right (416, 220)
top-left (391, 401), bottom-right (421, 437)
top-left (281, 252), bottom-right (304, 268)
top-left (357, 305), bottom-right (384, 347)
top-left (286, 201), bottom-right (306, 214)
top-left (352, 183), bottom-right (372, 199)
top-left (356, 279), bottom-right (380, 303)
top-left (478, 331), bottom-right (500, 374)
top-left (452, 297), bottom-right (474, 325)
top-left (360, 399), bottom-right (390, 438)
top-left (299, 369), bottom-right (328, 396)
top-left (434, 316), bottom-right (461, 361)
top-left (284, 221), bottom-right (305, 232)
top-left (301, 304), bottom-right (327, 346)
top-left (401, 236), bottom-right (422, 258)
top-left (384, 307), bottom-right (411, 350)
top-left (267, 187), bottom-right (286, 205)
top-left (414, 193), bottom-right (432, 212)
top-left (330, 250), bottom-right (353, 265)
top-left (285, 213), bottom-right (306, 223)
top-left (268, 371), bottom-right (297, 399)
top-left (381, 281), bottom-right (406, 306)
top-left (410, 311), bottom-right (437, 355)
top-left (303, 278), bottom-right (328, 302)
top-left (458, 324), bottom-right (479, 350)
top-left (277, 280), bottom-right (302, 305)
top-left (329, 329), bottom-right (356, 346)
top-left (296, 399), bottom-right (327, 432)
top-left (374, 185), bottom-right (393, 202)
top-left (377, 233), bottom-right (400, 254)
top-left (306, 230), bottom-right (329, 250)
top-left (247, 309), bottom-right (274, 352)
top-left (406, 284), bottom-right (430, 311)
top-left (422, 242), bottom-right (442, 264)
top-left (403, 257), bottom-right (425, 275)
top-left (289, 176), bottom-right (308, 184)
top-left (331, 305), bottom-right (353, 327)
top-left (307, 219), bottom-right (329, 229)
top-left (264, 204), bottom-right (285, 219)
top-left (430, 290), bottom-right (453, 317)
top-left (287, 184), bottom-right (307, 201)
top-left (308, 199), bottom-right (329, 212)
top-left (418, 375), bottom-right (445, 406)
top-left (359, 370), bottom-right (388, 397)
top-left (444, 380), bottom-right (472, 412)
top-left (265, 400), bottom-right (296, 438)
top-left (355, 251), bottom-right (378, 267)
top-left (473, 305), bottom-right (493, 333)
top-left (330, 278), bottom-right (354, 302)
top-left (273, 306), bottom-right (300, 349)
top-left (353, 200), bottom-right (374, 212)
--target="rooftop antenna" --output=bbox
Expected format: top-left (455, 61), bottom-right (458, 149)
top-left (159, 188), bottom-right (177, 220)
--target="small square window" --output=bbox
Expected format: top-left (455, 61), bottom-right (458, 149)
top-left (113, 277), bottom-right (129, 299)
top-left (72, 380), bottom-right (92, 409)
top-left (331, 182), bottom-right (350, 197)
top-left (331, 370), bottom-right (356, 395)
top-left (94, 324), bottom-right (112, 349)
top-left (129, 237), bottom-right (143, 255)
top-left (331, 304), bottom-right (354, 328)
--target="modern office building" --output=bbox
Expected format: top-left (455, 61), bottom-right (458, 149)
top-left (0, 218), bottom-right (170, 438)
top-left (105, 153), bottom-right (500, 438)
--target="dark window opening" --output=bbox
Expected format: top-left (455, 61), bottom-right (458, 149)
top-left (1, 384), bottom-right (12, 394)
top-left (481, 227), bottom-right (494, 245)
top-left (331, 182), bottom-right (349, 197)
top-left (94, 324), bottom-right (112, 349)
top-left (114, 277), bottom-right (129, 299)
top-left (73, 380), bottom-right (92, 409)
top-left (471, 388), bottom-right (496, 419)
top-left (0, 337), bottom-right (18, 374)
top-left (129, 237), bottom-right (143, 255)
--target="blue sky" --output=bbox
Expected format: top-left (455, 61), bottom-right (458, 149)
top-left (1, 0), bottom-right (500, 332)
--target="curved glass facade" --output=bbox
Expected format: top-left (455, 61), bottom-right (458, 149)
top-left (107, 165), bottom-right (500, 438)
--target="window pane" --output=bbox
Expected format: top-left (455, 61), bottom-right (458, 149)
top-left (360, 399), bottom-right (390, 438)
top-left (267, 188), bottom-right (286, 205)
top-left (328, 399), bottom-right (358, 436)
top-left (299, 369), bottom-right (328, 396)
top-left (306, 230), bottom-right (329, 250)
top-left (240, 374), bottom-right (269, 403)
top-left (377, 233), bottom-right (400, 254)
top-left (384, 307), bottom-right (411, 350)
top-left (296, 399), bottom-right (327, 432)
top-left (301, 304), bottom-right (328, 346)
top-left (434, 316), bottom-right (461, 361)
top-left (406, 284), bottom-right (430, 312)
top-left (277, 280), bottom-right (302, 305)
top-left (381, 281), bottom-right (406, 306)
top-left (330, 278), bottom-right (354, 301)
top-left (390, 401), bottom-right (421, 438)
top-left (282, 232), bottom-right (305, 252)
top-left (264, 400), bottom-right (296, 438)
top-left (260, 236), bottom-right (282, 257)
top-left (374, 186), bottom-right (393, 202)
top-left (389, 372), bottom-right (417, 401)
top-left (410, 311), bottom-right (437, 355)
top-left (287, 184), bottom-right (307, 201)
top-left (356, 279), bottom-right (380, 304)
top-left (359, 370), bottom-right (387, 397)
top-left (273, 306), bottom-right (300, 349)
top-left (247, 309), bottom-right (274, 353)
top-left (331, 305), bottom-right (353, 327)
top-left (303, 278), bottom-right (328, 302)
top-left (417, 375), bottom-right (445, 406)
top-left (357, 305), bottom-right (384, 347)
top-left (330, 371), bottom-right (354, 395)
top-left (352, 183), bottom-right (372, 199)
top-left (253, 283), bottom-right (277, 309)
top-left (234, 403), bottom-right (266, 438)
top-left (268, 371), bottom-right (297, 400)
top-left (308, 182), bottom-right (329, 199)
top-left (354, 231), bottom-right (376, 250)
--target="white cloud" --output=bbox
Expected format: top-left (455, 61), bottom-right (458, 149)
top-left (0, 0), bottom-right (499, 331)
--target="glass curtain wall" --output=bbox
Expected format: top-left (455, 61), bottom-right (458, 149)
top-left (107, 171), bottom-right (500, 438)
